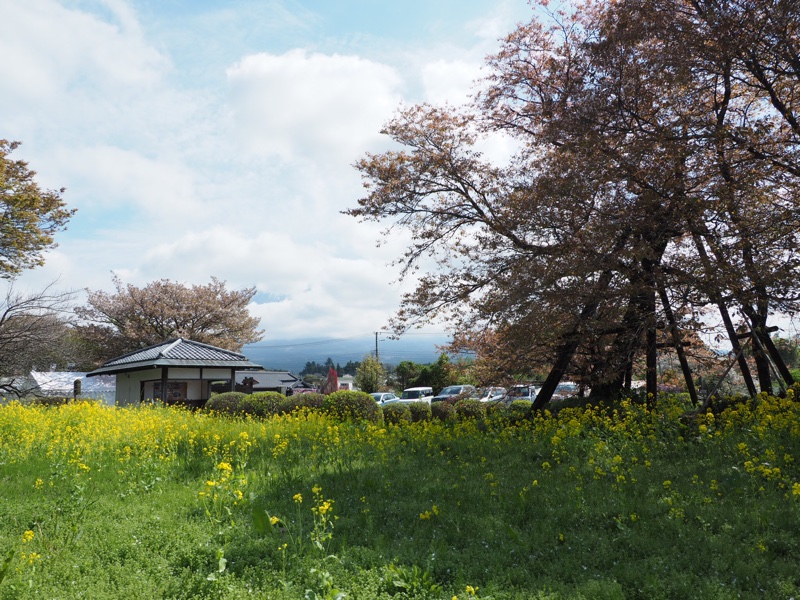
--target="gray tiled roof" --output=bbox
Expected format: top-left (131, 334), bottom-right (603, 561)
top-left (87, 338), bottom-right (263, 376)
top-left (236, 370), bottom-right (300, 388)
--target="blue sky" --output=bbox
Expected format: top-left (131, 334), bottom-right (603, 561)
top-left (2, 0), bottom-right (534, 342)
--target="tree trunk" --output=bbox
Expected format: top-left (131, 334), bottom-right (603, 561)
top-left (656, 275), bottom-right (699, 405)
top-left (691, 233), bottom-right (757, 396)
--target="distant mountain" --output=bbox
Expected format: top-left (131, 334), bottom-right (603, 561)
top-left (242, 335), bottom-right (451, 373)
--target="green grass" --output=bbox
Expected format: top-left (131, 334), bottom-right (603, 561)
top-left (0, 393), bottom-right (799, 599)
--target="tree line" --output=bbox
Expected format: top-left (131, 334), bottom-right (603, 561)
top-left (300, 358), bottom-right (360, 377)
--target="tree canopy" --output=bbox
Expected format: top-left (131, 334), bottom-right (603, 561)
top-left (75, 276), bottom-right (264, 364)
top-left (354, 354), bottom-right (385, 394)
top-left (0, 140), bottom-right (75, 278)
top-left (348, 0), bottom-right (800, 405)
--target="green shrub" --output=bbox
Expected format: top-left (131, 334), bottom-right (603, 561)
top-left (408, 401), bottom-right (432, 422)
top-left (277, 392), bottom-right (326, 415)
top-left (239, 391), bottom-right (285, 418)
top-left (383, 403), bottom-right (412, 425)
top-left (431, 401), bottom-right (455, 422)
top-left (455, 399), bottom-right (486, 420)
top-left (485, 401), bottom-right (509, 419)
top-left (323, 390), bottom-right (383, 424)
top-left (508, 399), bottom-right (533, 422)
top-left (204, 391), bottom-right (247, 415)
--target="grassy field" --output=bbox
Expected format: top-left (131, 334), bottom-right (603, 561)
top-left (0, 392), bottom-right (799, 599)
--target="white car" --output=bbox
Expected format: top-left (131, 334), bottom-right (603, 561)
top-left (478, 387), bottom-right (507, 402)
top-left (504, 384), bottom-right (539, 403)
top-left (398, 386), bottom-right (434, 404)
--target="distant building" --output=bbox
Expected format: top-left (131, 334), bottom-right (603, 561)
top-left (338, 374), bottom-right (357, 391)
top-left (0, 371), bottom-right (116, 404)
top-left (210, 370), bottom-right (311, 395)
top-left (30, 371), bottom-right (117, 405)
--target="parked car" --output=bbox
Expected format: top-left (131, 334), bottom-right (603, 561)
top-left (552, 382), bottom-right (579, 399)
top-left (370, 392), bottom-right (399, 405)
top-left (478, 387), bottom-right (507, 402)
top-left (504, 384), bottom-right (539, 403)
top-left (398, 386), bottom-right (434, 404)
top-left (431, 385), bottom-right (477, 403)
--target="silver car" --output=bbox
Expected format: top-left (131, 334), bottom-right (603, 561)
top-left (431, 385), bottom-right (477, 403)
top-left (370, 392), bottom-right (399, 405)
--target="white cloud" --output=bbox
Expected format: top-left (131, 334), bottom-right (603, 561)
top-left (100, 226), bottom-right (410, 338)
top-left (50, 145), bottom-right (200, 217)
top-left (420, 59), bottom-right (483, 106)
top-left (226, 50), bottom-right (402, 163)
top-left (0, 0), bottom-right (169, 121)
top-left (3, 0), bottom-right (536, 344)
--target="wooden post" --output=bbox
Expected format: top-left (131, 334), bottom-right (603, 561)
top-left (160, 367), bottom-right (168, 405)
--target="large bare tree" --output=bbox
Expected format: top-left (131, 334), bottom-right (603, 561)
top-left (348, 0), bottom-right (800, 406)
top-left (0, 282), bottom-right (78, 395)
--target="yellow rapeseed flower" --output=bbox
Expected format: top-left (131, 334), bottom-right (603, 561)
top-left (293, 493), bottom-right (303, 503)
top-left (22, 530), bottom-right (34, 543)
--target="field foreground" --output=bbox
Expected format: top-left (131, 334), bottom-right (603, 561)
top-left (1, 393), bottom-right (799, 599)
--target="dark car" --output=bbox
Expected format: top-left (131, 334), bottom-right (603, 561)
top-left (431, 385), bottom-right (477, 403)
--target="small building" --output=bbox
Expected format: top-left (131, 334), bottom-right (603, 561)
top-left (87, 338), bottom-right (263, 407)
top-left (30, 371), bottom-right (117, 405)
top-left (338, 374), bottom-right (357, 391)
top-left (211, 370), bottom-right (310, 395)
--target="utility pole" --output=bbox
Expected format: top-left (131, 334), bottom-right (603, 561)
top-left (375, 332), bottom-right (379, 361)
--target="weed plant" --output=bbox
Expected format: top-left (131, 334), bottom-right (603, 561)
top-left (0, 392), bottom-right (798, 599)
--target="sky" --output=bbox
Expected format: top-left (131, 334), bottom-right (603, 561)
top-left (1, 0), bottom-right (536, 350)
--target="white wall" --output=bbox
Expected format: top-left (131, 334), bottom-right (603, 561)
top-left (114, 367), bottom-right (236, 406)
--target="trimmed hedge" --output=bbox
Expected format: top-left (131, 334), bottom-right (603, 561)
top-left (322, 390), bottom-right (383, 424)
top-left (431, 401), bottom-right (456, 422)
top-left (277, 392), bottom-right (326, 415)
top-left (508, 399), bottom-right (533, 421)
top-left (408, 401), bottom-right (432, 422)
top-left (485, 401), bottom-right (509, 419)
top-left (455, 399), bottom-right (486, 420)
top-left (383, 403), bottom-right (412, 425)
top-left (239, 391), bottom-right (285, 418)
top-left (205, 391), bottom-right (247, 415)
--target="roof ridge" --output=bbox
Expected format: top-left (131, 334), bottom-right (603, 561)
top-left (159, 338), bottom-right (183, 358)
